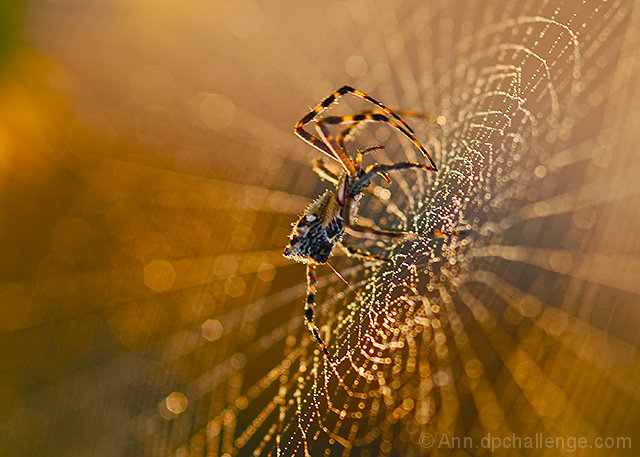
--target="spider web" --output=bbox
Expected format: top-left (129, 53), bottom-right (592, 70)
top-left (3, 0), bottom-right (640, 456)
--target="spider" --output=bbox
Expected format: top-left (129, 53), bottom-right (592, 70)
top-left (283, 86), bottom-right (442, 361)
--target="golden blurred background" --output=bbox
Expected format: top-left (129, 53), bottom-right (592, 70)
top-left (1, 0), bottom-right (639, 456)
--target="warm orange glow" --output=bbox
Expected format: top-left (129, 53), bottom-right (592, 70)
top-left (0, 1), bottom-right (638, 456)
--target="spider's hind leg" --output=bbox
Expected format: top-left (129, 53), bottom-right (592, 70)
top-left (305, 264), bottom-right (332, 360)
top-left (340, 241), bottom-right (389, 262)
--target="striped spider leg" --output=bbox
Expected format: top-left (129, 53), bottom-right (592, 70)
top-left (284, 86), bottom-right (439, 362)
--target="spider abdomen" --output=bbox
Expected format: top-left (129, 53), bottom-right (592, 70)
top-left (283, 190), bottom-right (344, 264)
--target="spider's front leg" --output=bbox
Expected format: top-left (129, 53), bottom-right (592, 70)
top-left (294, 86), bottom-right (426, 174)
top-left (342, 196), bottom-right (412, 240)
top-left (343, 161), bottom-right (438, 240)
top-left (313, 157), bottom-right (393, 203)
top-left (305, 264), bottom-right (332, 359)
top-left (317, 112), bottom-right (438, 170)
top-left (350, 162), bottom-right (463, 240)
top-left (336, 110), bottom-right (440, 153)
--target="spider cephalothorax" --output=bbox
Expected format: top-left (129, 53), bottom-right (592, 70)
top-left (284, 85), bottom-right (440, 360)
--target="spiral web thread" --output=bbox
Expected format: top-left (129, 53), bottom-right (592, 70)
top-left (152, 1), bottom-right (640, 456)
top-left (4, 0), bottom-right (640, 456)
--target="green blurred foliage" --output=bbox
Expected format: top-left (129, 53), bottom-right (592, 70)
top-left (0, 1), bottom-right (26, 71)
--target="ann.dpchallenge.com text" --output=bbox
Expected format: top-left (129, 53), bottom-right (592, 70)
top-left (419, 432), bottom-right (632, 452)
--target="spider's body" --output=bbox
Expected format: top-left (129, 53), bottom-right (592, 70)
top-left (284, 169), bottom-right (374, 265)
top-left (283, 189), bottom-right (345, 265)
top-left (284, 85), bottom-right (440, 360)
